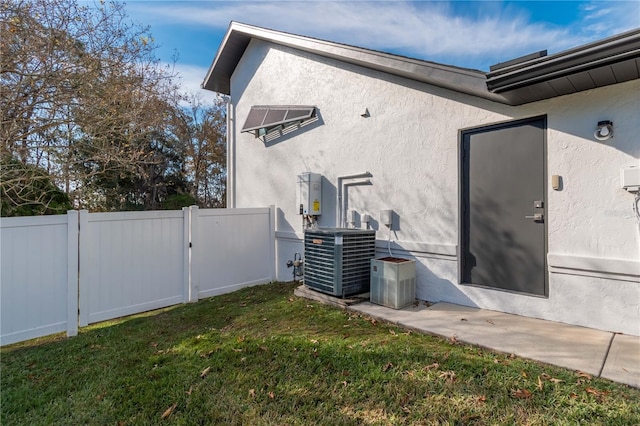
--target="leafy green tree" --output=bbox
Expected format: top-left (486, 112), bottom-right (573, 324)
top-left (1, 155), bottom-right (71, 216)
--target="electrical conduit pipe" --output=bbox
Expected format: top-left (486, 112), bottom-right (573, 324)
top-left (337, 172), bottom-right (372, 228)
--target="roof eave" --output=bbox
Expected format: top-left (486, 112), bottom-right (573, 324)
top-left (202, 23), bottom-right (640, 107)
top-left (202, 22), bottom-right (510, 104)
top-left (486, 28), bottom-right (640, 94)
top-left (201, 22), bottom-right (249, 94)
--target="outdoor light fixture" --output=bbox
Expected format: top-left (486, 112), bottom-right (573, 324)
top-left (594, 120), bottom-right (614, 141)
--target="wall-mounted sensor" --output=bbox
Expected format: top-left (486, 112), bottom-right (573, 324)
top-left (551, 175), bottom-right (562, 191)
top-left (380, 209), bottom-right (393, 227)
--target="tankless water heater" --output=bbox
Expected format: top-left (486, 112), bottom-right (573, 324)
top-left (297, 172), bottom-right (322, 215)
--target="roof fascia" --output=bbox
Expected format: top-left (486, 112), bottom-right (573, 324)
top-left (202, 23), bottom-right (233, 92)
top-left (203, 22), bottom-right (640, 106)
top-left (202, 22), bottom-right (510, 104)
top-left (487, 28), bottom-right (640, 92)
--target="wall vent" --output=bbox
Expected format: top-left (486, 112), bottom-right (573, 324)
top-left (303, 228), bottom-right (376, 297)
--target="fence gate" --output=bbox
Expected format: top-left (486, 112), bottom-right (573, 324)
top-left (1, 207), bottom-right (275, 345)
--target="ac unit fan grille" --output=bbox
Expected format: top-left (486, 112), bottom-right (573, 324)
top-left (303, 229), bottom-right (376, 297)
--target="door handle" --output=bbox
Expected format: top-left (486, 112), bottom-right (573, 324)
top-left (525, 213), bottom-right (544, 222)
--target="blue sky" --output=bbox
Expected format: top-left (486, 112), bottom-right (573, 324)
top-left (123, 1), bottom-right (640, 102)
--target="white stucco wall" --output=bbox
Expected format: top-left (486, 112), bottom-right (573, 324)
top-left (229, 39), bottom-right (640, 336)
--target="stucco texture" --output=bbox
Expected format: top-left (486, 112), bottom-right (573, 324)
top-left (229, 40), bottom-right (640, 336)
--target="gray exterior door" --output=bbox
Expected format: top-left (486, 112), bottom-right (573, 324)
top-left (461, 117), bottom-right (547, 296)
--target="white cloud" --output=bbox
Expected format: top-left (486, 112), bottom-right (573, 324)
top-left (136, 1), bottom-right (639, 96)
top-left (132, 1), bottom-right (600, 68)
top-left (579, 1), bottom-right (640, 38)
top-left (169, 63), bottom-right (218, 106)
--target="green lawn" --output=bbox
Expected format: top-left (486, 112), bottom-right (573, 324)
top-left (2, 282), bottom-right (638, 425)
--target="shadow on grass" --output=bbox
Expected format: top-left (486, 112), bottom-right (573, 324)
top-left (2, 281), bottom-right (640, 425)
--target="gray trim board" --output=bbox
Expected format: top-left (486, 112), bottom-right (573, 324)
top-left (275, 231), bottom-right (456, 259)
top-left (548, 254), bottom-right (640, 283)
top-left (275, 230), bottom-right (303, 242)
top-left (375, 240), bottom-right (457, 259)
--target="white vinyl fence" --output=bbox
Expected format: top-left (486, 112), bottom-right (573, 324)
top-left (1, 213), bottom-right (79, 345)
top-left (1, 207), bottom-right (275, 346)
top-left (78, 209), bottom-right (190, 327)
top-left (191, 207), bottom-right (275, 300)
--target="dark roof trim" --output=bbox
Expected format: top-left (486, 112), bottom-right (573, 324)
top-left (202, 22), bottom-right (509, 104)
top-left (203, 22), bottom-right (640, 106)
top-left (487, 28), bottom-right (640, 93)
top-left (490, 50), bottom-right (547, 72)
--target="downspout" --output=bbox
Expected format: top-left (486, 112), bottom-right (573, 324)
top-left (337, 172), bottom-right (372, 228)
top-left (223, 95), bottom-right (235, 208)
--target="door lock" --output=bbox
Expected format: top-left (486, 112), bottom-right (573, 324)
top-left (525, 213), bottom-right (544, 222)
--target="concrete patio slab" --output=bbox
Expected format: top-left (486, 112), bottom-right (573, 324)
top-left (294, 285), bottom-right (640, 388)
top-left (601, 334), bottom-right (640, 388)
top-left (350, 301), bottom-right (612, 376)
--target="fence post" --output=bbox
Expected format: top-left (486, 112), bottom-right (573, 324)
top-left (182, 206), bottom-right (191, 303)
top-left (66, 211), bottom-right (79, 337)
top-left (78, 210), bottom-right (90, 327)
top-left (189, 206), bottom-right (199, 302)
top-left (269, 205), bottom-right (277, 282)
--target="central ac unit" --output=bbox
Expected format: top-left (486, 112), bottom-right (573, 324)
top-left (303, 228), bottom-right (376, 297)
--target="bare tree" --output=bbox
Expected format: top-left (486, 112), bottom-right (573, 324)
top-left (175, 95), bottom-right (227, 208)
top-left (1, 0), bottom-right (183, 213)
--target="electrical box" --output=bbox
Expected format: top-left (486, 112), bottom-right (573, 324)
top-left (297, 172), bottom-right (322, 215)
top-left (346, 210), bottom-right (357, 226)
top-left (380, 209), bottom-right (393, 227)
top-left (621, 167), bottom-right (640, 191)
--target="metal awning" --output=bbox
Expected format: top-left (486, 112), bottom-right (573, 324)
top-left (241, 105), bottom-right (316, 138)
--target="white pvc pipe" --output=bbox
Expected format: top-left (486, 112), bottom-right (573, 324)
top-left (224, 96), bottom-right (234, 208)
top-left (337, 172), bottom-right (372, 228)
top-left (342, 179), bottom-right (372, 227)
